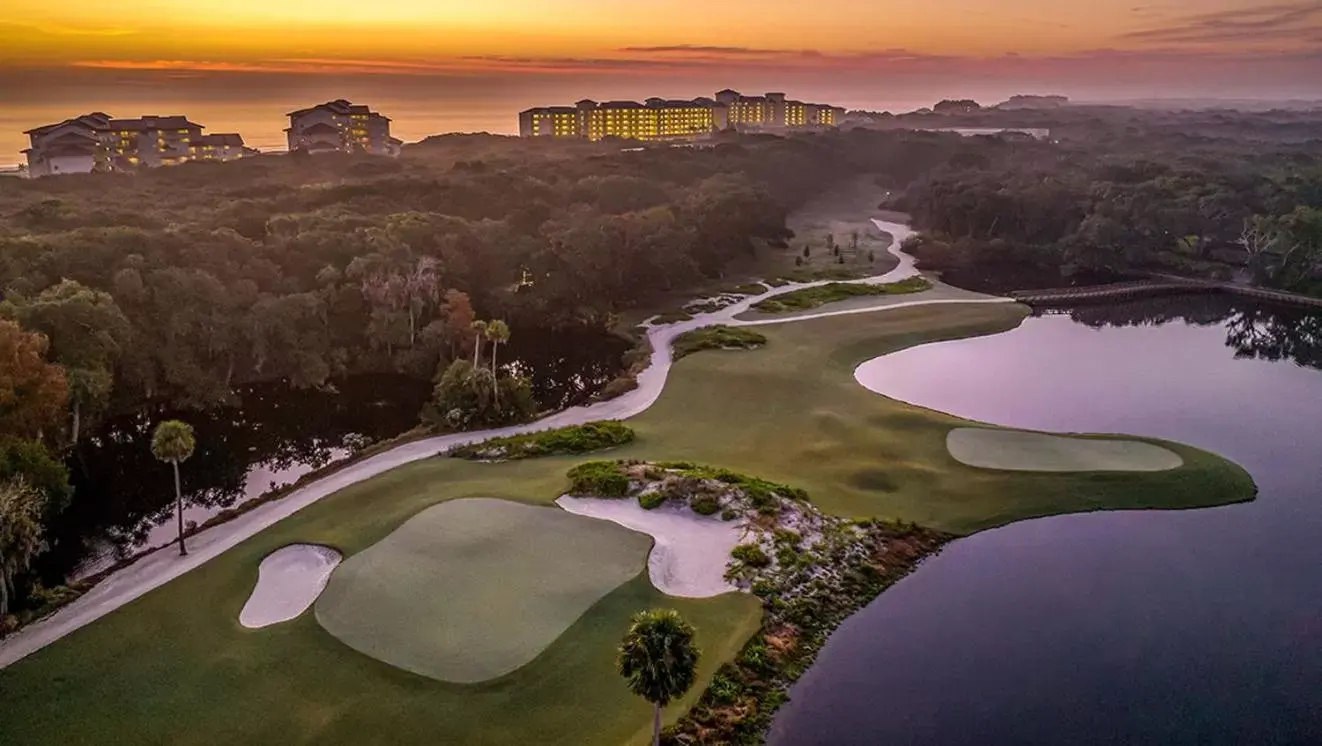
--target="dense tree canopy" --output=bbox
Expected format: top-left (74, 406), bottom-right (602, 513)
top-left (0, 320), bottom-right (69, 441)
top-left (2, 280), bottom-right (130, 442)
top-left (891, 108), bottom-right (1322, 294)
top-left (1, 107), bottom-right (1318, 624)
top-left (0, 128), bottom-right (970, 418)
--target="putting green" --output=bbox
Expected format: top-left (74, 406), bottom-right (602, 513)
top-left (946, 428), bottom-right (1184, 472)
top-left (315, 497), bottom-right (652, 683)
top-left (0, 304), bottom-right (1251, 746)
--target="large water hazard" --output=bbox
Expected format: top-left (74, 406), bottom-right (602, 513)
top-left (770, 295), bottom-right (1322, 745)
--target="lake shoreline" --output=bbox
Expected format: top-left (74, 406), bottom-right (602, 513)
top-left (0, 215), bottom-right (1262, 745)
top-left (769, 300), bottom-right (1316, 746)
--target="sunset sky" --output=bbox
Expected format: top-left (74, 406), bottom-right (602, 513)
top-left (3, 1), bottom-right (1321, 157)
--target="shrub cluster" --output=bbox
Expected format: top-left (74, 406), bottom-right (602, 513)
top-left (421, 359), bottom-right (537, 431)
top-left (638, 491), bottom-right (668, 510)
top-left (597, 375), bottom-right (639, 400)
top-left (654, 461), bottom-right (808, 508)
top-left (751, 277), bottom-right (932, 314)
top-left (691, 495), bottom-right (721, 515)
top-left (731, 543), bottom-right (771, 568)
top-left (668, 521), bottom-right (953, 745)
top-left (651, 310), bottom-right (694, 324)
top-left (565, 460), bottom-right (631, 497)
top-left (595, 326), bottom-right (651, 402)
top-left (449, 421), bottom-right (634, 460)
top-left (672, 326), bottom-right (768, 359)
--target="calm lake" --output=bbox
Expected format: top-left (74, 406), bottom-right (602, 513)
top-left (40, 328), bottom-right (627, 581)
top-left (770, 295), bottom-right (1322, 745)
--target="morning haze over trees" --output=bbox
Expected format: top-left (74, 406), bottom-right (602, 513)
top-left (0, 103), bottom-right (1320, 626)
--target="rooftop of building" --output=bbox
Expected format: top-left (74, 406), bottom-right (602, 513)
top-left (191, 133), bottom-right (245, 146)
top-left (22, 113), bottom-right (111, 136)
top-left (288, 99), bottom-right (390, 121)
top-left (521, 90), bottom-right (839, 117)
top-left (24, 139), bottom-right (101, 157)
top-left (36, 130), bottom-right (101, 145)
top-left (106, 116), bottom-right (202, 131)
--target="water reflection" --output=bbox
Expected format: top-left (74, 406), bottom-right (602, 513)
top-left (41, 328), bottom-right (628, 581)
top-left (1040, 293), bottom-right (1322, 370)
top-left (772, 297), bottom-right (1322, 746)
top-left (42, 375), bottom-right (428, 581)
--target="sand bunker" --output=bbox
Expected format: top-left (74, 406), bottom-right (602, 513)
top-left (315, 498), bottom-right (649, 683)
top-left (947, 428), bottom-right (1184, 472)
top-left (239, 544), bottom-right (342, 629)
top-left (556, 496), bottom-right (744, 598)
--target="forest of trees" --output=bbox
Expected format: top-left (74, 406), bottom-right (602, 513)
top-left (0, 127), bottom-right (976, 621)
top-left (2, 107), bottom-right (1320, 623)
top-left (888, 107), bottom-right (1322, 293)
top-left (0, 129), bottom-right (970, 420)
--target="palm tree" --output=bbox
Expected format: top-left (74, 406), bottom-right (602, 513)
top-left (151, 420), bottom-right (196, 556)
top-left (485, 320), bottom-right (510, 406)
top-left (471, 320), bottom-right (488, 368)
top-left (617, 608), bottom-right (701, 746)
top-left (0, 477), bottom-right (44, 616)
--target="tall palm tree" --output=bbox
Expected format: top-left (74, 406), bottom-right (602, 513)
top-left (483, 318), bottom-right (507, 391)
top-left (617, 608), bottom-right (701, 746)
top-left (0, 477), bottom-right (44, 616)
top-left (151, 420), bottom-right (196, 556)
top-left (471, 320), bottom-right (488, 368)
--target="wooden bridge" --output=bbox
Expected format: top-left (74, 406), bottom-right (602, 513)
top-left (1009, 276), bottom-right (1322, 310)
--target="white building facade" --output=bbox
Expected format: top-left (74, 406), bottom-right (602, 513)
top-left (21, 113), bottom-right (253, 177)
top-left (286, 100), bottom-right (402, 156)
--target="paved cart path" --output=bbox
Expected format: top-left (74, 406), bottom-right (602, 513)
top-left (0, 219), bottom-right (1014, 669)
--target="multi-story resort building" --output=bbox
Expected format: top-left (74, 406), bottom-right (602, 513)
top-left (22, 113), bottom-right (255, 177)
top-left (715, 90), bottom-right (842, 129)
top-left (286, 100), bottom-right (403, 156)
top-left (519, 90), bottom-right (844, 142)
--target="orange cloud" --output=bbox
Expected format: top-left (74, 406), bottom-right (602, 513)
top-left (69, 58), bottom-right (479, 75)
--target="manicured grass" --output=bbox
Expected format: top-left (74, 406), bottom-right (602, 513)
top-left (947, 428), bottom-right (1184, 472)
top-left (762, 176), bottom-right (900, 278)
top-left (617, 302), bottom-right (1255, 533)
top-left (448, 421), bottom-right (635, 460)
top-left (0, 457), bottom-right (761, 746)
top-left (316, 498), bottom-right (652, 683)
top-left (0, 302), bottom-right (1255, 745)
top-left (672, 326), bottom-right (767, 359)
top-left (750, 277), bottom-right (932, 314)
top-left (733, 281), bottom-right (999, 323)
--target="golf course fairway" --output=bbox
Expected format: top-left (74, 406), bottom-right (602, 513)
top-left (0, 300), bottom-right (1255, 745)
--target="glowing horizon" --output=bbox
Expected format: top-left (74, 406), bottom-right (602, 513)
top-left (3, 0), bottom-right (1321, 165)
top-left (5, 0), bottom-right (1321, 72)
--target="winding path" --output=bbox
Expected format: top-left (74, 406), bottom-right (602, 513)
top-left (0, 219), bottom-right (1015, 669)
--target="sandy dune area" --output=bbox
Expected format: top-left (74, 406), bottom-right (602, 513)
top-left (556, 496), bottom-right (746, 598)
top-left (238, 544), bottom-right (341, 628)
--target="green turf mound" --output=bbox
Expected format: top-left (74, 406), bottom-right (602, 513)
top-left (315, 497), bottom-right (651, 683)
top-left (947, 428), bottom-right (1184, 472)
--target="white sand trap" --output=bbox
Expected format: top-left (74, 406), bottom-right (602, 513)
top-left (948, 428), bottom-right (1184, 472)
top-left (239, 544), bottom-right (342, 628)
top-left (556, 496), bottom-right (744, 598)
